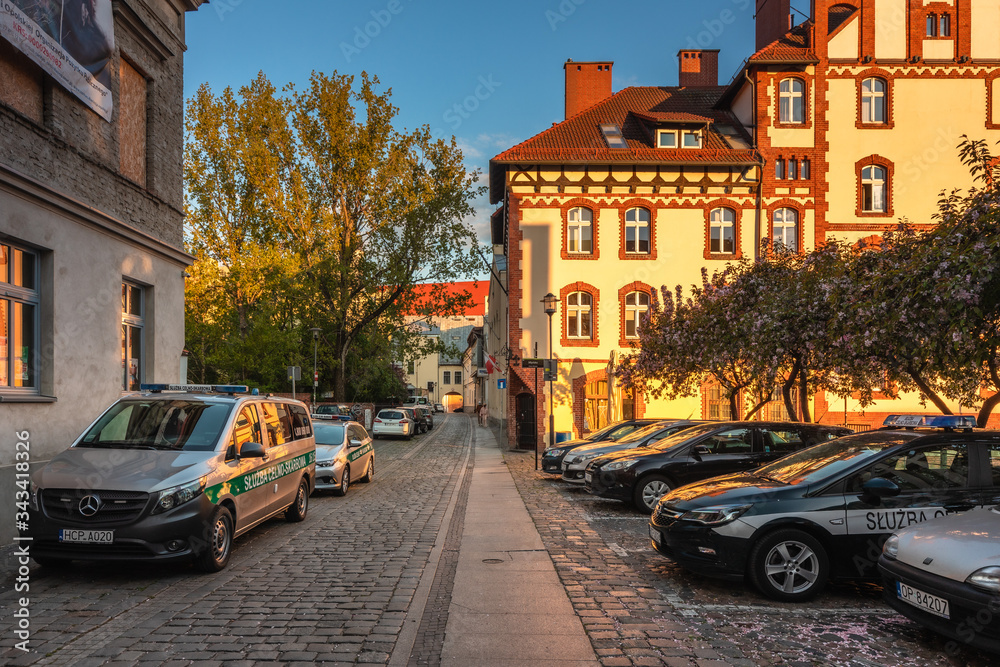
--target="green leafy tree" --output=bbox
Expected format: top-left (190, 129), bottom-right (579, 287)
top-left (184, 71), bottom-right (483, 398)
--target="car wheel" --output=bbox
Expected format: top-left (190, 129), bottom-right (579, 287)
top-left (196, 506), bottom-right (234, 572)
top-left (633, 474), bottom-right (673, 513)
top-left (285, 478), bottom-right (309, 522)
top-left (333, 466), bottom-right (350, 496)
top-left (749, 529), bottom-right (829, 602)
top-left (361, 458), bottom-right (374, 483)
top-left (406, 430), bottom-right (413, 441)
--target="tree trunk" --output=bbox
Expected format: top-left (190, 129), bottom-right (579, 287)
top-left (782, 361), bottom-right (800, 421)
top-left (798, 366), bottom-right (812, 423)
top-left (907, 369), bottom-right (953, 415)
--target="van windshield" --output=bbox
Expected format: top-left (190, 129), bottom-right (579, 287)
top-left (78, 399), bottom-right (233, 451)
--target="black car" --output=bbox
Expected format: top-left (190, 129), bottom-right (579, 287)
top-left (560, 420), bottom-right (705, 483)
top-left (540, 419), bottom-right (662, 474)
top-left (647, 415), bottom-right (999, 602)
top-left (586, 421), bottom-right (851, 512)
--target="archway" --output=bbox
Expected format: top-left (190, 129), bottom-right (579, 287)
top-left (443, 391), bottom-right (463, 412)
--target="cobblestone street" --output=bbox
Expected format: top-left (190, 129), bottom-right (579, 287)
top-left (1, 415), bottom-right (995, 666)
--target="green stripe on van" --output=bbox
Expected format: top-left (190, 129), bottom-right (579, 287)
top-left (205, 451), bottom-right (315, 503)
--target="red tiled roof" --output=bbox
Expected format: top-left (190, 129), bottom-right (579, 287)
top-left (491, 87), bottom-right (757, 166)
top-left (408, 281), bottom-right (488, 317)
top-left (748, 22), bottom-right (818, 63)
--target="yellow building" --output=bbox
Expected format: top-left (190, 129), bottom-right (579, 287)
top-left (488, 0), bottom-right (1000, 449)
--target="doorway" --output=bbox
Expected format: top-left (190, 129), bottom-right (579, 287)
top-left (516, 392), bottom-right (536, 450)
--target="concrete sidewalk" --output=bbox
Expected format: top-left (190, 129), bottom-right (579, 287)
top-left (441, 426), bottom-right (600, 666)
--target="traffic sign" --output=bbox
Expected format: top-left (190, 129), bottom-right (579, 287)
top-left (522, 358), bottom-right (545, 369)
top-left (498, 378), bottom-right (507, 389)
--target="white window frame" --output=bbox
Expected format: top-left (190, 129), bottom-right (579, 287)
top-left (772, 208), bottom-right (798, 251)
top-left (709, 208), bottom-right (736, 254)
top-left (567, 207), bottom-right (593, 254)
top-left (656, 130), bottom-right (678, 148)
top-left (566, 292), bottom-right (593, 339)
top-left (779, 78), bottom-right (805, 124)
top-left (681, 130), bottom-right (702, 148)
top-left (861, 165), bottom-right (887, 213)
top-left (0, 242), bottom-right (40, 393)
top-left (861, 78), bottom-right (886, 124)
top-left (122, 280), bottom-right (145, 392)
top-left (624, 291), bottom-right (650, 339)
top-left (624, 208), bottom-right (650, 254)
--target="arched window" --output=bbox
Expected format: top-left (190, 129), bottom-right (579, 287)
top-left (861, 78), bottom-right (886, 124)
top-left (567, 207), bottom-right (593, 254)
top-left (624, 291), bottom-right (650, 339)
top-left (779, 78), bottom-right (805, 124)
top-left (772, 209), bottom-right (798, 251)
top-left (624, 208), bottom-right (650, 254)
top-left (567, 292), bottom-right (592, 338)
top-left (709, 207), bottom-right (736, 254)
top-left (861, 165), bottom-right (887, 212)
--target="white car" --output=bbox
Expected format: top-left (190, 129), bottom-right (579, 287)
top-left (879, 506), bottom-right (1000, 654)
top-left (372, 409), bottom-right (414, 440)
top-left (312, 418), bottom-right (375, 496)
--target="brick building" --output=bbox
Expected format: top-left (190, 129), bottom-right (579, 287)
top-left (488, 0), bottom-right (1000, 449)
top-left (0, 0), bottom-right (206, 542)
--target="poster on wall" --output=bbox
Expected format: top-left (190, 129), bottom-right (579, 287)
top-left (0, 0), bottom-right (115, 121)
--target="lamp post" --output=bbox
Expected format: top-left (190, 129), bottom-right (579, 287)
top-left (542, 293), bottom-right (558, 468)
top-left (309, 327), bottom-right (322, 408)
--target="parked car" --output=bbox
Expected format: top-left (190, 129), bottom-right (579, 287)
top-left (413, 406), bottom-right (434, 433)
top-left (540, 419), bottom-right (663, 474)
top-left (647, 415), bottom-right (997, 602)
top-left (373, 408), bottom-right (415, 440)
top-left (20, 384), bottom-right (316, 572)
top-left (561, 420), bottom-right (705, 483)
top-left (587, 421), bottom-right (852, 512)
top-left (403, 396), bottom-right (430, 407)
top-left (313, 403), bottom-right (351, 417)
top-left (879, 506), bottom-right (1000, 654)
top-left (434, 403), bottom-right (445, 413)
top-left (312, 418), bottom-right (375, 496)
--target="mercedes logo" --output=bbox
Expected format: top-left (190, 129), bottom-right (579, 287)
top-left (79, 495), bottom-right (101, 517)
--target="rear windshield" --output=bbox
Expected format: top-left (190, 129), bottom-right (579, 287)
top-left (314, 423), bottom-right (345, 445)
top-left (78, 399), bottom-right (233, 451)
top-left (754, 432), bottom-right (922, 485)
top-left (616, 421), bottom-right (673, 444)
top-left (380, 411), bottom-right (403, 420)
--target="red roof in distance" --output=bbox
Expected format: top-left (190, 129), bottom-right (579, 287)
top-left (408, 281), bottom-right (488, 317)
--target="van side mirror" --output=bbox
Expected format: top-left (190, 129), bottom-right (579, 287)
top-left (349, 439), bottom-right (363, 448)
top-left (862, 477), bottom-right (900, 498)
top-left (239, 442), bottom-right (267, 459)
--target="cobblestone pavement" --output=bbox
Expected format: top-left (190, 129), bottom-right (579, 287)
top-left (503, 446), bottom-right (993, 667)
top-left (0, 415), bottom-right (474, 667)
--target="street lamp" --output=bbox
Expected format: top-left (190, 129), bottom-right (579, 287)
top-left (542, 293), bottom-right (558, 467)
top-left (309, 327), bottom-right (322, 408)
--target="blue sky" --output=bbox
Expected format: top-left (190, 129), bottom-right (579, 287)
top-left (184, 0), bottom-right (773, 243)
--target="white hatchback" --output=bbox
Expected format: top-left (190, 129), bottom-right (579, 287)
top-left (373, 409), bottom-right (414, 440)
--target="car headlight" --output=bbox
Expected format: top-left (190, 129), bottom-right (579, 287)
top-left (29, 480), bottom-right (41, 512)
top-left (317, 459), bottom-right (335, 467)
top-left (680, 504), bottom-right (752, 526)
top-left (543, 448), bottom-right (566, 457)
top-left (152, 477), bottom-right (207, 514)
top-left (882, 534), bottom-right (899, 560)
top-left (567, 454), bottom-right (596, 465)
top-left (604, 459), bottom-right (637, 471)
top-left (966, 566), bottom-right (1000, 593)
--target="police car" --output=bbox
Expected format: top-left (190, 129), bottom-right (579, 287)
top-left (648, 415), bottom-right (999, 601)
top-left (21, 385), bottom-right (316, 572)
top-left (312, 415), bottom-right (375, 496)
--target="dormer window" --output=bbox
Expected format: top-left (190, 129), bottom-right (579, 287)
top-left (682, 130), bottom-right (702, 148)
top-left (656, 130), bottom-right (678, 148)
top-left (600, 123), bottom-right (627, 149)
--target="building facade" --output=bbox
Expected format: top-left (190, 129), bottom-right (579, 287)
top-left (488, 0), bottom-right (1000, 449)
top-left (0, 0), bottom-right (206, 543)
top-left (402, 281), bottom-right (487, 412)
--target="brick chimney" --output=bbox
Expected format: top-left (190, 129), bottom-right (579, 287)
top-left (756, 0), bottom-right (792, 51)
top-left (677, 50), bottom-right (719, 87)
top-left (564, 60), bottom-right (613, 119)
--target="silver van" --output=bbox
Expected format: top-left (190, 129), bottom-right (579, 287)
top-left (21, 385), bottom-right (316, 572)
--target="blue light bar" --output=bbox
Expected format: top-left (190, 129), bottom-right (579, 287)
top-left (139, 384), bottom-right (170, 392)
top-left (883, 414), bottom-right (977, 429)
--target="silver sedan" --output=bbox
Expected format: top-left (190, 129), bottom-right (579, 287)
top-left (312, 419), bottom-right (375, 496)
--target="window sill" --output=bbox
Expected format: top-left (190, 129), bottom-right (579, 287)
top-left (0, 394), bottom-right (57, 403)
